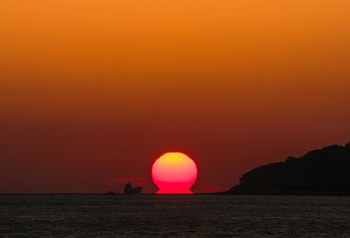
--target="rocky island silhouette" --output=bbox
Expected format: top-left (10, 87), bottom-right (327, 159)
top-left (124, 182), bottom-right (143, 194)
top-left (228, 141), bottom-right (350, 195)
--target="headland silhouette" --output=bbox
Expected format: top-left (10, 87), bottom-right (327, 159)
top-left (227, 141), bottom-right (350, 195)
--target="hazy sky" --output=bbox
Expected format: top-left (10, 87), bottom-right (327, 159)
top-left (1, 0), bottom-right (350, 193)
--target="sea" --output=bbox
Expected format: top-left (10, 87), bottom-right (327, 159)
top-left (1, 194), bottom-right (350, 237)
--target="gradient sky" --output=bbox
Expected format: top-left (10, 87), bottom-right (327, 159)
top-left (1, 0), bottom-right (350, 193)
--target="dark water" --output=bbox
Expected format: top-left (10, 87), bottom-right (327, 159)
top-left (1, 194), bottom-right (350, 237)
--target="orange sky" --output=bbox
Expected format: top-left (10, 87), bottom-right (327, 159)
top-left (1, 0), bottom-right (350, 193)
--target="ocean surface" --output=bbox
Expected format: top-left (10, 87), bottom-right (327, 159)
top-left (1, 194), bottom-right (350, 237)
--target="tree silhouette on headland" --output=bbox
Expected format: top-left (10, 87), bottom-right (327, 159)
top-left (229, 141), bottom-right (350, 195)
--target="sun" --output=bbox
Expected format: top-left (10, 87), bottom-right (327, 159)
top-left (151, 152), bottom-right (198, 194)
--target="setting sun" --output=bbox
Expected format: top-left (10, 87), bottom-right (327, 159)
top-left (151, 152), bottom-right (198, 194)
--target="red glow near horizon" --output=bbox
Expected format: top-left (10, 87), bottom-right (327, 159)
top-left (151, 152), bottom-right (198, 194)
